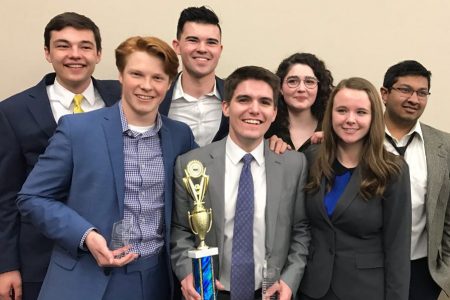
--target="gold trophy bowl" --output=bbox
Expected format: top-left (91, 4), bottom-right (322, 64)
top-left (188, 206), bottom-right (212, 250)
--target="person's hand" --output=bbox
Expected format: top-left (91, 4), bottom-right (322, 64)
top-left (0, 270), bottom-right (22, 300)
top-left (263, 279), bottom-right (292, 300)
top-left (180, 273), bottom-right (201, 300)
top-left (215, 279), bottom-right (225, 291)
top-left (84, 231), bottom-right (138, 267)
top-left (310, 131), bottom-right (324, 144)
top-left (268, 135), bottom-right (291, 154)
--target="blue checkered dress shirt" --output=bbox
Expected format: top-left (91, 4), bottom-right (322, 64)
top-left (119, 104), bottom-right (165, 257)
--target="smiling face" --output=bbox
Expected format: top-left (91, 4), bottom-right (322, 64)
top-left (223, 79), bottom-right (277, 152)
top-left (381, 75), bottom-right (428, 128)
top-left (119, 51), bottom-right (171, 126)
top-left (281, 63), bottom-right (318, 113)
top-left (45, 27), bottom-right (101, 93)
top-left (172, 22), bottom-right (222, 79)
top-left (332, 88), bottom-right (372, 150)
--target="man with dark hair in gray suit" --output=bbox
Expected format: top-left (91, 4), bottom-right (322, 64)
top-left (171, 66), bottom-right (310, 300)
top-left (381, 60), bottom-right (450, 300)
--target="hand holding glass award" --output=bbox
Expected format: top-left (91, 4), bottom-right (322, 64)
top-left (183, 160), bottom-right (218, 300)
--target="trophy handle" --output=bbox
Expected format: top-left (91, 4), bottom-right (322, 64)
top-left (206, 209), bottom-right (213, 233)
top-left (188, 212), bottom-right (198, 235)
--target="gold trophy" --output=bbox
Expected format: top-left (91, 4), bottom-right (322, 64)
top-left (183, 160), bottom-right (218, 300)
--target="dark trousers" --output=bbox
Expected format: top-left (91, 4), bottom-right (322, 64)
top-left (217, 288), bottom-right (262, 300)
top-left (102, 252), bottom-right (170, 300)
top-left (21, 282), bottom-right (42, 300)
top-left (299, 288), bottom-right (340, 300)
top-left (409, 257), bottom-right (441, 300)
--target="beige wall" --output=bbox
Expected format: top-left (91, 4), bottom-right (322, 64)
top-left (1, 0), bottom-right (449, 132)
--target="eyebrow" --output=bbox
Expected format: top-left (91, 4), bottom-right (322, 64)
top-left (53, 39), bottom-right (95, 45)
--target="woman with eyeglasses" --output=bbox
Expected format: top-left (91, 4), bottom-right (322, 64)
top-left (298, 77), bottom-right (412, 300)
top-left (265, 52), bottom-right (333, 152)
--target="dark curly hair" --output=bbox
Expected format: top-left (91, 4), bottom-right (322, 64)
top-left (266, 53), bottom-right (333, 143)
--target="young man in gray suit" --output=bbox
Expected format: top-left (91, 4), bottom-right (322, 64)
top-left (171, 66), bottom-right (310, 300)
top-left (0, 12), bottom-right (120, 300)
top-left (381, 60), bottom-right (450, 299)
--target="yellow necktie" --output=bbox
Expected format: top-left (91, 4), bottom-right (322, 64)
top-left (73, 94), bottom-right (84, 113)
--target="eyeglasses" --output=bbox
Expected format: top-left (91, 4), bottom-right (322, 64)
top-left (285, 76), bottom-right (319, 89)
top-left (391, 86), bottom-right (430, 99)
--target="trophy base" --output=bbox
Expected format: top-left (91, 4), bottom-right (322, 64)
top-left (188, 247), bottom-right (218, 300)
top-left (188, 247), bottom-right (218, 258)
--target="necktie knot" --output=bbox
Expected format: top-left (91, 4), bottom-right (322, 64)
top-left (242, 153), bottom-right (253, 166)
top-left (73, 94), bottom-right (84, 113)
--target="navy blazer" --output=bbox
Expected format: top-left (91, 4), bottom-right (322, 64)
top-left (0, 73), bottom-right (120, 282)
top-left (159, 73), bottom-right (229, 143)
top-left (300, 151), bottom-right (412, 300)
top-left (16, 104), bottom-right (196, 299)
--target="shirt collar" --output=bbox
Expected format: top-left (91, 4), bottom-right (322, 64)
top-left (172, 72), bottom-right (220, 102)
top-left (52, 78), bottom-right (96, 109)
top-left (385, 121), bottom-right (423, 142)
top-left (226, 136), bottom-right (265, 167)
top-left (119, 100), bottom-right (163, 136)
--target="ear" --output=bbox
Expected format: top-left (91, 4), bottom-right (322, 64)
top-left (222, 100), bottom-right (230, 117)
top-left (380, 87), bottom-right (388, 105)
top-left (44, 47), bottom-right (51, 63)
top-left (172, 39), bottom-right (181, 55)
top-left (95, 49), bottom-right (102, 64)
top-left (271, 106), bottom-right (277, 123)
top-left (118, 72), bottom-right (123, 85)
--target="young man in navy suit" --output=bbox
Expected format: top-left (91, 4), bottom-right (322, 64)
top-left (0, 12), bottom-right (120, 300)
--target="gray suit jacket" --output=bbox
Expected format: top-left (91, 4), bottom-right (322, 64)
top-left (170, 138), bottom-right (310, 294)
top-left (422, 123), bottom-right (450, 295)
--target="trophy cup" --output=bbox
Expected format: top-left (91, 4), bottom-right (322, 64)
top-left (183, 160), bottom-right (218, 300)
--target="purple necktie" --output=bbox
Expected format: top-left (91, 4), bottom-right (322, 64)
top-left (230, 153), bottom-right (255, 300)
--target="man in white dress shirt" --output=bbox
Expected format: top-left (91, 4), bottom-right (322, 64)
top-left (0, 12), bottom-right (120, 300)
top-left (171, 66), bottom-right (310, 300)
top-left (159, 6), bottom-right (228, 147)
top-left (381, 60), bottom-right (450, 300)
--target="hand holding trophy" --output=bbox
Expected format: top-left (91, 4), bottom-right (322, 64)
top-left (183, 160), bottom-right (218, 300)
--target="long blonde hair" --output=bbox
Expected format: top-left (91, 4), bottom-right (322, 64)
top-left (306, 77), bottom-right (401, 199)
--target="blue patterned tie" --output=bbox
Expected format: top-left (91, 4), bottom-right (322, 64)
top-left (230, 153), bottom-right (255, 300)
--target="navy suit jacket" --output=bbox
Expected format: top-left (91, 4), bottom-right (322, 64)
top-left (0, 73), bottom-right (120, 282)
top-left (16, 104), bottom-right (196, 299)
top-left (159, 73), bottom-right (229, 143)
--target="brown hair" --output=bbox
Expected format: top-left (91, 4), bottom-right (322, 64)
top-left (306, 77), bottom-right (402, 199)
top-left (224, 66), bottom-right (280, 106)
top-left (115, 36), bottom-right (179, 81)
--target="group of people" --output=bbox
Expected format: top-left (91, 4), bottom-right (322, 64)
top-left (0, 5), bottom-right (449, 300)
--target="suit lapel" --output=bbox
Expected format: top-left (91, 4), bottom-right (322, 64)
top-left (93, 78), bottom-right (121, 106)
top-left (101, 104), bottom-right (125, 216)
top-left (331, 167), bottom-right (361, 222)
top-left (422, 124), bottom-right (447, 224)
top-left (264, 142), bottom-right (283, 255)
top-left (205, 139), bottom-right (226, 265)
top-left (311, 179), bottom-right (334, 227)
top-left (26, 74), bottom-right (57, 138)
top-left (159, 121), bottom-right (175, 242)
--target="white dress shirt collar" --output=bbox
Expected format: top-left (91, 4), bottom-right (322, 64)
top-left (226, 136), bottom-right (265, 167)
top-left (172, 72), bottom-right (220, 101)
top-left (52, 79), bottom-right (96, 109)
